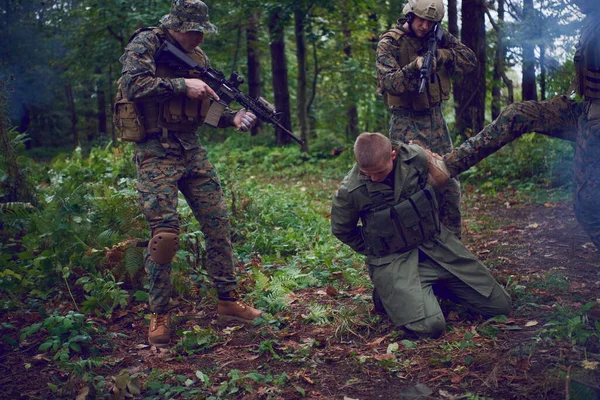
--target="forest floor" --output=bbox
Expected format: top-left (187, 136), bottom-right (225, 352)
top-left (2, 186), bottom-right (600, 400)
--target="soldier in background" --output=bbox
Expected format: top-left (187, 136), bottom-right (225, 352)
top-left (428, 0), bottom-right (600, 250)
top-left (331, 132), bottom-right (511, 338)
top-left (376, 0), bottom-right (477, 238)
top-left (117, 0), bottom-right (262, 348)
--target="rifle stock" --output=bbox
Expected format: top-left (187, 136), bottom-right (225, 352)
top-left (155, 41), bottom-right (304, 145)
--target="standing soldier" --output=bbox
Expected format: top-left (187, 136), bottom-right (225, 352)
top-left (117, 0), bottom-right (263, 348)
top-left (376, 0), bottom-right (477, 239)
top-left (429, 0), bottom-right (600, 250)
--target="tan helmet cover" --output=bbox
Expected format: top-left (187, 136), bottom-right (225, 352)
top-left (148, 228), bottom-right (180, 264)
top-left (403, 0), bottom-right (445, 22)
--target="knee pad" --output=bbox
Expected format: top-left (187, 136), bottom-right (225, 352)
top-left (148, 228), bottom-right (179, 264)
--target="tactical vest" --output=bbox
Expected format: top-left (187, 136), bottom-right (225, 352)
top-left (574, 17), bottom-right (600, 100)
top-left (361, 184), bottom-right (440, 257)
top-left (378, 27), bottom-right (451, 112)
top-left (359, 146), bottom-right (440, 257)
top-left (114, 27), bottom-right (211, 142)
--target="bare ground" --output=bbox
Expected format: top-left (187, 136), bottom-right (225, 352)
top-left (1, 188), bottom-right (599, 400)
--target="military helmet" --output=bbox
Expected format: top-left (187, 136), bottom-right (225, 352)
top-left (403, 0), bottom-right (445, 22)
top-left (160, 0), bottom-right (218, 34)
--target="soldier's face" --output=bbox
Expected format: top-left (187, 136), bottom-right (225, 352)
top-left (411, 16), bottom-right (436, 38)
top-left (360, 150), bottom-right (397, 182)
top-left (175, 30), bottom-right (205, 52)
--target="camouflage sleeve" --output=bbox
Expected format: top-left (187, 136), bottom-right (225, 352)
top-left (331, 185), bottom-right (371, 255)
top-left (119, 30), bottom-right (187, 102)
top-left (376, 36), bottom-right (420, 94)
top-left (440, 30), bottom-right (477, 77)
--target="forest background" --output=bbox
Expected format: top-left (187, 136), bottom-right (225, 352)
top-left (1, 0), bottom-right (598, 399)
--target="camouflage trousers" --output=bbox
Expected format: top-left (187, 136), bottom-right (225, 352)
top-left (444, 95), bottom-right (600, 250)
top-left (135, 135), bottom-right (237, 313)
top-left (389, 106), bottom-right (462, 238)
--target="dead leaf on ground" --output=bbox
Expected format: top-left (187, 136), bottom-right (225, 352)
top-left (325, 286), bottom-right (339, 297)
top-left (366, 336), bottom-right (388, 347)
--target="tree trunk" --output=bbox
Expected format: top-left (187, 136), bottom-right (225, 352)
top-left (342, 10), bottom-right (359, 139)
top-left (522, 0), bottom-right (538, 101)
top-left (65, 84), bottom-right (78, 149)
top-left (447, 0), bottom-right (458, 37)
top-left (455, 0), bottom-right (486, 139)
top-left (268, 7), bottom-right (293, 146)
top-left (294, 9), bottom-right (309, 152)
top-left (491, 0), bottom-right (505, 119)
top-left (539, 43), bottom-right (546, 101)
top-left (97, 85), bottom-right (106, 137)
top-left (246, 12), bottom-right (263, 136)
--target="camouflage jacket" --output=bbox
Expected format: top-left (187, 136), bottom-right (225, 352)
top-left (376, 19), bottom-right (477, 110)
top-left (119, 25), bottom-right (235, 149)
top-left (575, 10), bottom-right (600, 100)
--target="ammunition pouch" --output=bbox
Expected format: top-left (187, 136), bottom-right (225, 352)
top-left (362, 185), bottom-right (440, 257)
top-left (113, 79), bottom-right (147, 142)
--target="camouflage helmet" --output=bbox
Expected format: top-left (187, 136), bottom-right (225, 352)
top-left (403, 0), bottom-right (445, 22)
top-left (160, 0), bottom-right (218, 34)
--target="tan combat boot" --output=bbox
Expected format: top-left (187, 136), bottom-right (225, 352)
top-left (148, 313), bottom-right (171, 348)
top-left (217, 293), bottom-right (263, 324)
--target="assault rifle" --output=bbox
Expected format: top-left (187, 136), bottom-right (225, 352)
top-left (155, 40), bottom-right (304, 145)
top-left (418, 24), bottom-right (444, 94)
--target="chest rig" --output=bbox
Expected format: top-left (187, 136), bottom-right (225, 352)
top-left (359, 151), bottom-right (441, 257)
top-left (114, 27), bottom-right (212, 142)
top-left (378, 25), bottom-right (451, 112)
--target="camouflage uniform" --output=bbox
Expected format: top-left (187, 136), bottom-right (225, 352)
top-left (120, 25), bottom-right (238, 314)
top-left (443, 5), bottom-right (600, 249)
top-left (377, 19), bottom-right (477, 238)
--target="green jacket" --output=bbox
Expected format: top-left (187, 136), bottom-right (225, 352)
top-left (331, 143), bottom-right (497, 325)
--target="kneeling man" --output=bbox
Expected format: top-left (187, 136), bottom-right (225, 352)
top-left (331, 132), bottom-right (510, 338)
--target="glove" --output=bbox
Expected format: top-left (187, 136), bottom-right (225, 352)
top-left (234, 110), bottom-right (257, 132)
top-left (407, 56), bottom-right (425, 72)
top-left (435, 49), bottom-right (453, 68)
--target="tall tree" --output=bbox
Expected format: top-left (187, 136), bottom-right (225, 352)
top-left (268, 6), bottom-right (293, 145)
top-left (341, 7), bottom-right (359, 140)
top-left (455, 0), bottom-right (486, 138)
top-left (294, 7), bottom-right (310, 151)
top-left (246, 12), bottom-right (263, 136)
top-left (521, 0), bottom-right (538, 101)
top-left (489, 0), bottom-right (513, 119)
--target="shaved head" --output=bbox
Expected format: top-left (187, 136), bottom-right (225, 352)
top-left (354, 132), bottom-right (393, 169)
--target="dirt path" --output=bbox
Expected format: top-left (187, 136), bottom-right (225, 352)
top-left (2, 191), bottom-right (599, 400)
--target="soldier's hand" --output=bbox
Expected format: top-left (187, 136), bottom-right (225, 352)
top-left (407, 56), bottom-right (425, 71)
top-left (184, 78), bottom-right (219, 101)
top-left (435, 49), bottom-right (453, 69)
top-left (424, 148), bottom-right (451, 188)
top-left (234, 110), bottom-right (257, 132)
top-left (410, 143), bottom-right (451, 188)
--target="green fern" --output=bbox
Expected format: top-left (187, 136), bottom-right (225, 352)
top-left (302, 303), bottom-right (331, 325)
top-left (97, 229), bottom-right (119, 248)
top-left (123, 246), bottom-right (144, 278)
top-left (0, 201), bottom-right (34, 214)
